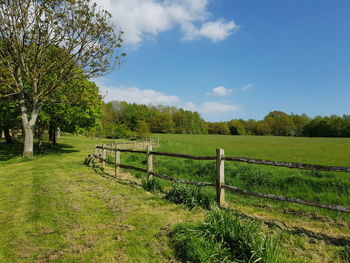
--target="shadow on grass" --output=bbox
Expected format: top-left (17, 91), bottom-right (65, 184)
top-left (0, 140), bottom-right (78, 162)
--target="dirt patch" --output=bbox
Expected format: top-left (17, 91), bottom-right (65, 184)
top-left (116, 224), bottom-right (135, 232)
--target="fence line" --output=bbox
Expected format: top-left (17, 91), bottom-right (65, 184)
top-left (87, 144), bottom-right (350, 214)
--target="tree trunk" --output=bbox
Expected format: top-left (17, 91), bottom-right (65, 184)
top-left (23, 123), bottom-right (34, 157)
top-left (36, 126), bottom-right (44, 151)
top-left (11, 128), bottom-right (19, 142)
top-left (0, 127), bottom-right (2, 139)
top-left (20, 100), bottom-right (40, 158)
top-left (55, 127), bottom-right (60, 143)
top-left (53, 128), bottom-right (57, 145)
top-left (49, 126), bottom-right (54, 146)
top-left (4, 127), bottom-right (13, 144)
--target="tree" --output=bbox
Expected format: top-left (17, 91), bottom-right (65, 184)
top-left (291, 113), bottom-right (310, 136)
top-left (264, 111), bottom-right (296, 136)
top-left (39, 75), bottom-right (102, 144)
top-left (135, 121), bottom-right (150, 139)
top-left (0, 0), bottom-right (125, 157)
top-left (0, 98), bottom-right (20, 143)
top-left (228, 120), bottom-right (246, 135)
top-left (208, 122), bottom-right (230, 135)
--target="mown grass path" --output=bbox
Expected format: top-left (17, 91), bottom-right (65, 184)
top-left (0, 136), bottom-right (203, 262)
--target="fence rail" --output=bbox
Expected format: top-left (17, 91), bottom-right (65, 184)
top-left (88, 144), bottom-right (350, 214)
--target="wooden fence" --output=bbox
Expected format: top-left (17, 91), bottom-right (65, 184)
top-left (88, 145), bottom-right (350, 214)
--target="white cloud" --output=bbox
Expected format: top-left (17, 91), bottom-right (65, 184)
top-left (184, 19), bottom-right (238, 42)
top-left (100, 85), bottom-right (179, 105)
top-left (181, 101), bottom-right (197, 111)
top-left (241, 83), bottom-right (254, 91)
top-left (97, 81), bottom-right (241, 120)
top-left (206, 86), bottom-right (232, 96)
top-left (94, 0), bottom-right (238, 47)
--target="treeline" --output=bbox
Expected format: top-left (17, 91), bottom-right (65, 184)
top-left (94, 101), bottom-right (207, 138)
top-left (210, 111), bottom-right (350, 137)
top-left (96, 104), bottom-right (350, 138)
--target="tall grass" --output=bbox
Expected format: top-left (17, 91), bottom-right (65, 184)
top-left (165, 184), bottom-right (212, 210)
top-left (171, 208), bottom-right (281, 263)
top-left (142, 178), bottom-right (163, 192)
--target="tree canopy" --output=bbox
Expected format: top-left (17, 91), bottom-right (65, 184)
top-left (0, 0), bottom-right (125, 156)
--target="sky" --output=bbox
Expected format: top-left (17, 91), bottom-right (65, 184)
top-left (93, 0), bottom-right (350, 122)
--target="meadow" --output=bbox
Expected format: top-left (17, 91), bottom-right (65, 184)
top-left (0, 136), bottom-right (207, 262)
top-left (1, 134), bottom-right (350, 262)
top-left (119, 134), bottom-right (350, 262)
top-left (123, 134), bottom-right (350, 212)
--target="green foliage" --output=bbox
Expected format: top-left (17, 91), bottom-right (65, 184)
top-left (98, 101), bottom-right (207, 137)
top-left (171, 208), bottom-right (281, 263)
top-left (338, 245), bottom-right (350, 262)
top-left (208, 122), bottom-right (230, 135)
top-left (142, 178), bottom-right (163, 193)
top-left (0, 0), bottom-right (124, 156)
top-left (40, 75), bottom-right (102, 134)
top-left (228, 119), bottom-right (246, 135)
top-left (135, 120), bottom-right (151, 138)
top-left (98, 102), bottom-right (350, 138)
top-left (165, 184), bottom-right (212, 210)
top-left (304, 115), bottom-right (350, 137)
top-left (114, 124), bottom-right (132, 138)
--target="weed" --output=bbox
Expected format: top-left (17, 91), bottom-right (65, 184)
top-left (338, 245), bottom-right (350, 262)
top-left (165, 184), bottom-right (212, 210)
top-left (142, 178), bottom-right (163, 192)
top-left (171, 208), bottom-right (281, 263)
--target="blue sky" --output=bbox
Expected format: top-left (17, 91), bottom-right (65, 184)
top-left (95, 0), bottom-right (350, 121)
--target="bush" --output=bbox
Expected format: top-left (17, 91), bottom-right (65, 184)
top-left (165, 184), bottom-right (212, 210)
top-left (171, 208), bottom-right (281, 263)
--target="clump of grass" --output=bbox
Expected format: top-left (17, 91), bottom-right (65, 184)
top-left (171, 208), bottom-right (281, 263)
top-left (142, 178), bottom-right (163, 192)
top-left (165, 184), bottom-right (212, 210)
top-left (338, 245), bottom-right (350, 262)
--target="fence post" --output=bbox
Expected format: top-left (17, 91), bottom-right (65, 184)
top-left (115, 146), bottom-right (120, 177)
top-left (102, 144), bottom-right (106, 168)
top-left (147, 145), bottom-right (153, 180)
top-left (216, 148), bottom-right (225, 207)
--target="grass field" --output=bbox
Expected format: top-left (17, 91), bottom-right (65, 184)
top-left (1, 134), bottom-right (350, 262)
top-left (0, 136), bottom-right (205, 262)
top-left (119, 134), bottom-right (350, 262)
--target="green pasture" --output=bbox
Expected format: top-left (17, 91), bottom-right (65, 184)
top-left (155, 134), bottom-right (350, 166)
top-left (0, 135), bottom-right (204, 262)
top-left (120, 134), bottom-right (350, 250)
top-left (1, 134), bottom-right (350, 262)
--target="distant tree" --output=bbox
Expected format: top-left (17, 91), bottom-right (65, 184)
top-left (148, 109), bottom-right (175, 133)
top-left (342, 115), bottom-right (350, 137)
top-left (135, 121), bottom-right (150, 138)
top-left (291, 113), bottom-right (310, 136)
top-left (208, 122), bottom-right (230, 135)
top-left (264, 111), bottom-right (296, 136)
top-left (228, 119), bottom-right (246, 135)
top-left (255, 121), bottom-right (272, 135)
top-left (114, 124), bottom-right (131, 139)
top-left (0, 0), bottom-right (125, 157)
top-left (173, 109), bottom-right (207, 134)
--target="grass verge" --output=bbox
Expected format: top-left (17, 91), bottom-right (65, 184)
top-left (171, 208), bottom-right (281, 263)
